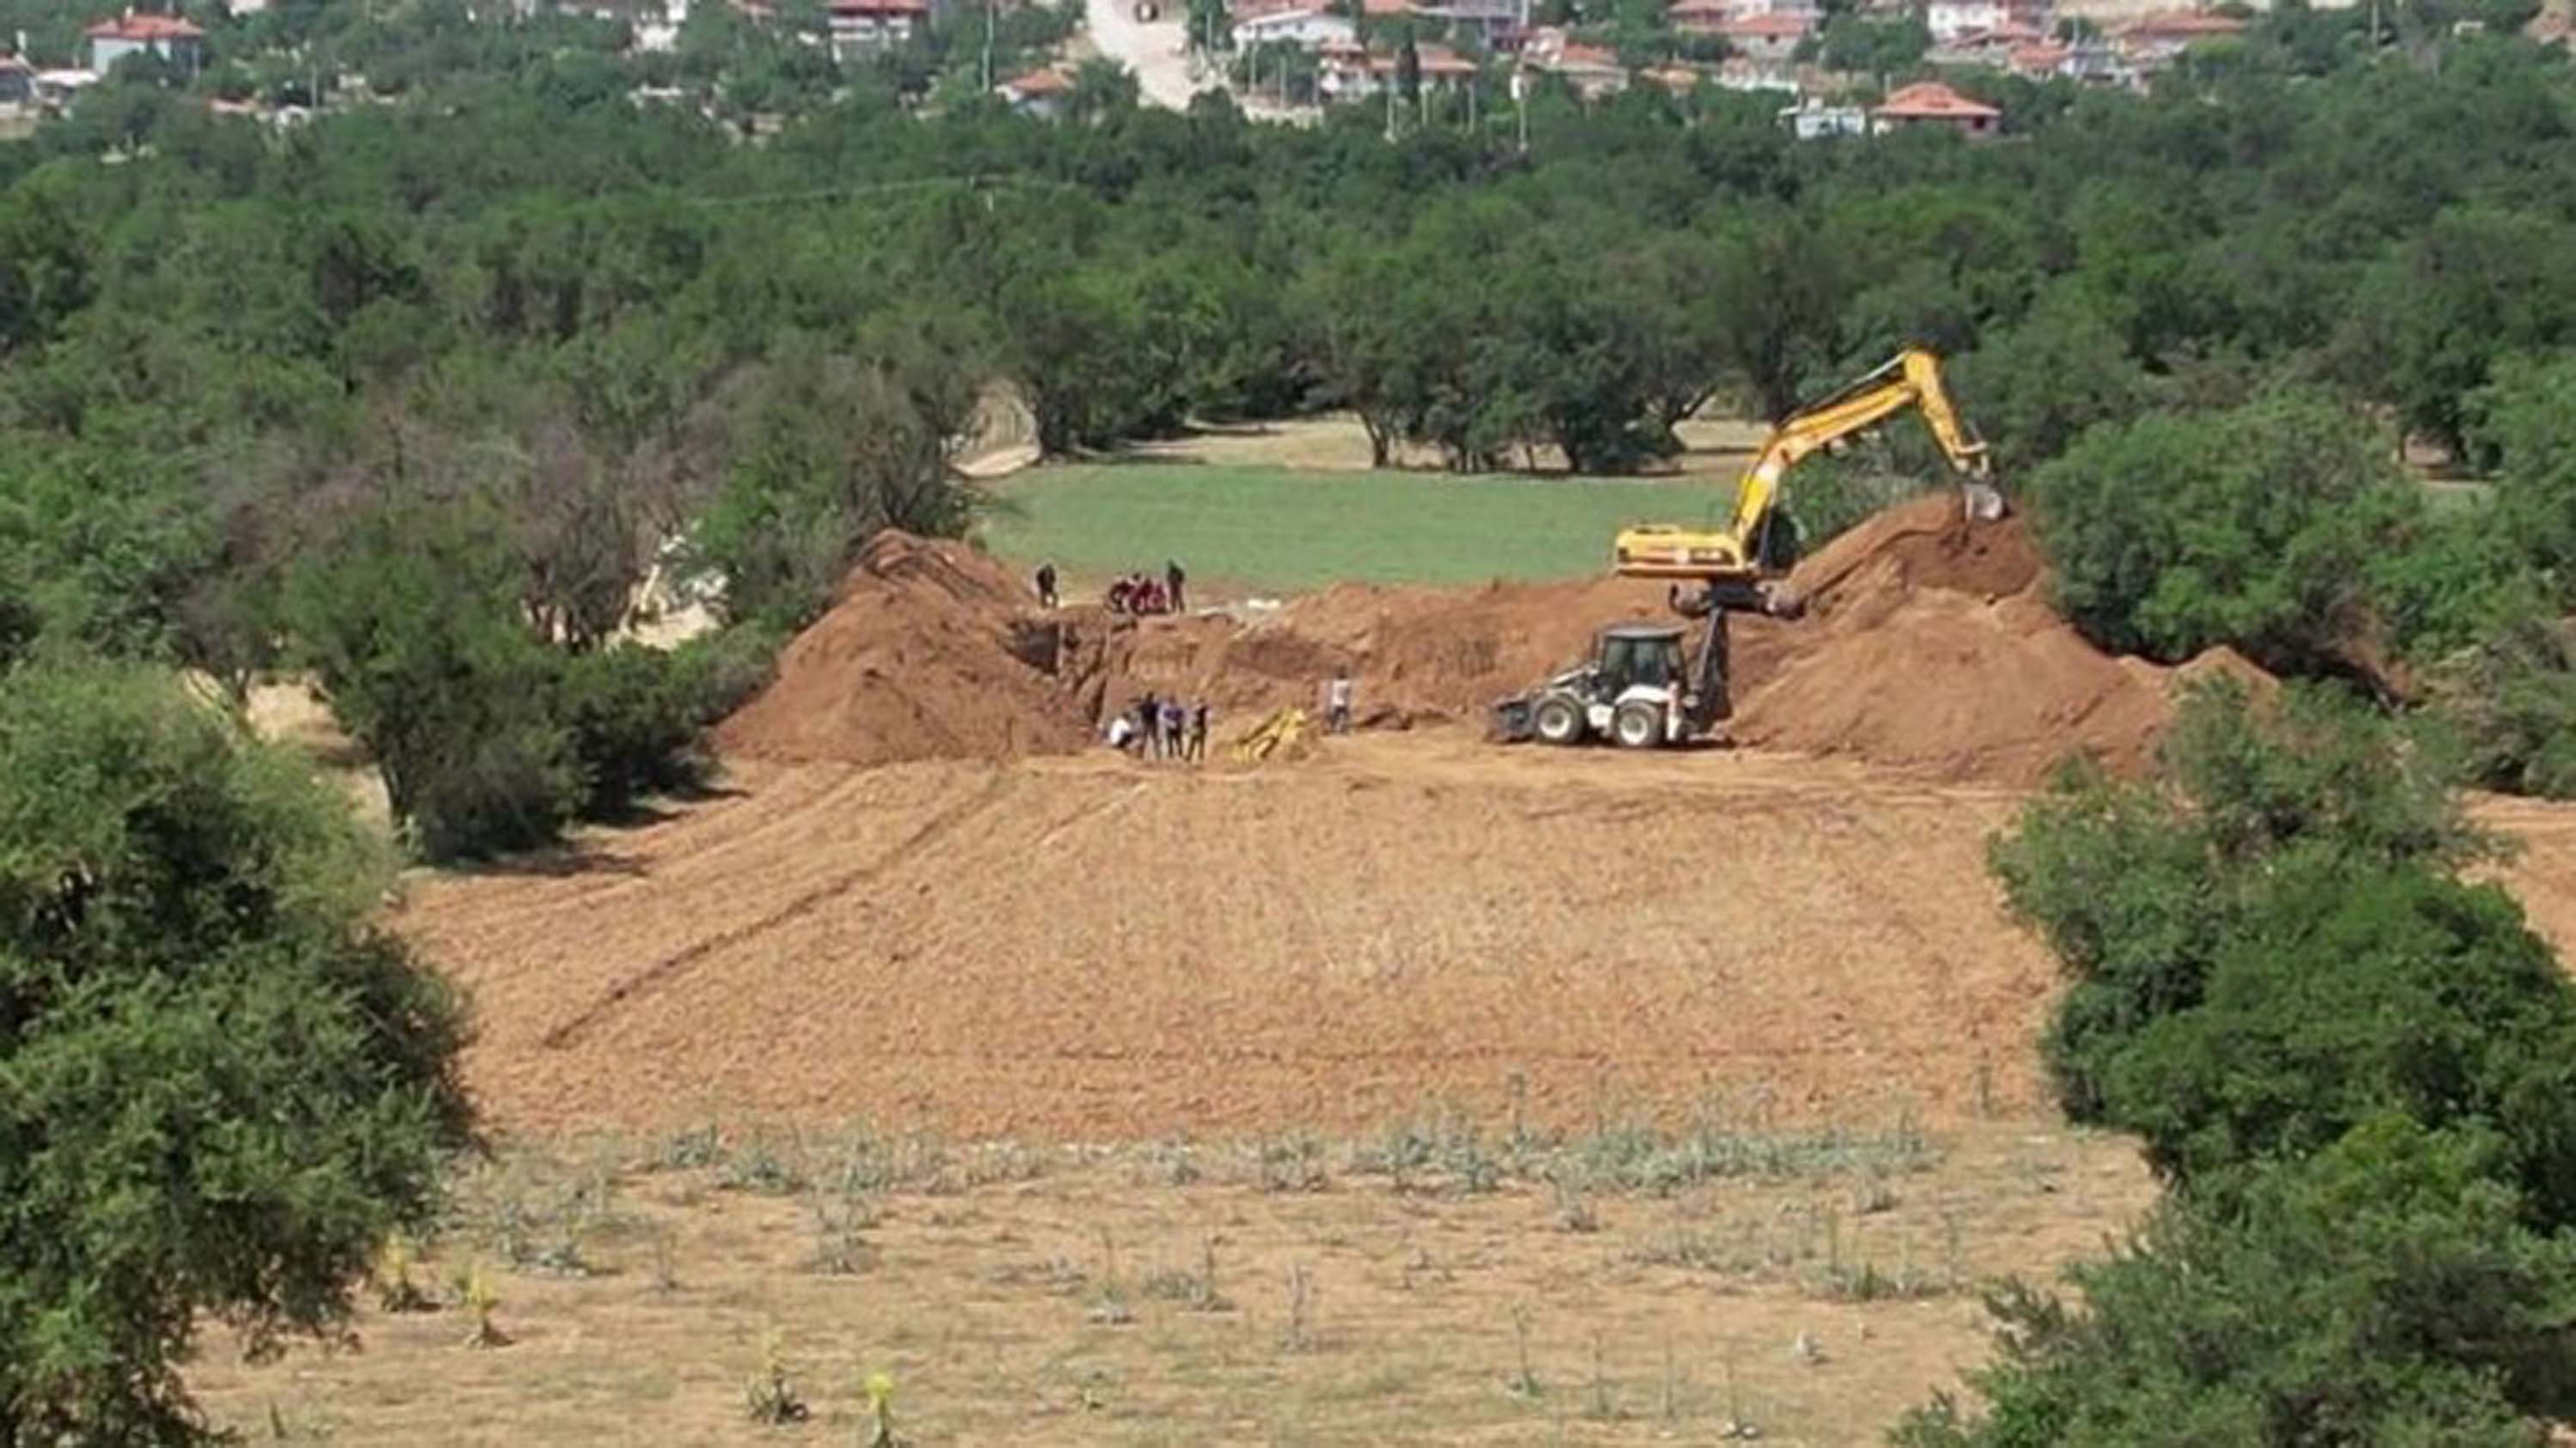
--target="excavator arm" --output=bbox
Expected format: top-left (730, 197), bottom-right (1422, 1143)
top-left (1614, 348), bottom-right (2000, 584)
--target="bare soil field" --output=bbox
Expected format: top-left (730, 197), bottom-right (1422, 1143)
top-left (191, 1120), bottom-right (2156, 1446)
top-left (408, 733), bottom-right (2063, 1140)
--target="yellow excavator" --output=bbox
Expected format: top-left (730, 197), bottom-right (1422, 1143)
top-left (1613, 347), bottom-right (2003, 593)
top-left (1493, 348), bottom-right (2003, 749)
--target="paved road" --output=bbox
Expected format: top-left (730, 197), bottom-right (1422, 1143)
top-left (1083, 0), bottom-right (1214, 110)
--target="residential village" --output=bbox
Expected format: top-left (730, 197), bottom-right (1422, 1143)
top-left (0, 0), bottom-right (2372, 137)
top-left (1206, 0), bottom-right (2270, 133)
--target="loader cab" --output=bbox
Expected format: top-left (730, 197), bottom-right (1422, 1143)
top-left (1594, 625), bottom-right (1688, 698)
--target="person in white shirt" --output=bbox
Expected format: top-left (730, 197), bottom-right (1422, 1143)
top-left (1325, 670), bottom-right (1354, 734)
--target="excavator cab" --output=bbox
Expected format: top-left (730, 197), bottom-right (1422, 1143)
top-left (1595, 626), bottom-right (1686, 698)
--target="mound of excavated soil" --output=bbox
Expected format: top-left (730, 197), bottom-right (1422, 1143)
top-left (714, 533), bottom-right (1091, 766)
top-left (717, 495), bottom-right (2269, 787)
top-left (1722, 494), bottom-right (2155, 782)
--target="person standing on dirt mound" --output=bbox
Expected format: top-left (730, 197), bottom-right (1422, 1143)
top-left (1188, 701), bottom-right (1209, 763)
top-left (1161, 697), bottom-right (1186, 762)
top-left (1165, 559), bottom-right (1186, 614)
top-left (1325, 669), bottom-right (1354, 735)
top-left (1035, 561), bottom-right (1059, 610)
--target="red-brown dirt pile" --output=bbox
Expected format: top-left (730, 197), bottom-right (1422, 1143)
top-left (716, 497), bottom-right (2272, 787)
top-left (714, 532), bottom-right (1091, 766)
top-left (1722, 493), bottom-right (2268, 783)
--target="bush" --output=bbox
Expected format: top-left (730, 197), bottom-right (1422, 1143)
top-left (2108, 856), bottom-right (2576, 1224)
top-left (0, 657), bottom-right (471, 1441)
top-left (1993, 679), bottom-right (2482, 1119)
top-left (557, 645), bottom-right (714, 819)
top-left (2025, 390), bottom-right (2421, 674)
top-left (289, 500), bottom-right (581, 861)
top-left (1893, 1116), bottom-right (2576, 1447)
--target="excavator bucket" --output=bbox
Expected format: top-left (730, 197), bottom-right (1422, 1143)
top-left (1963, 479), bottom-right (2008, 523)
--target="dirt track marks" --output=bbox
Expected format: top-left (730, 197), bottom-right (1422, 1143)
top-left (536, 770), bottom-right (1022, 1050)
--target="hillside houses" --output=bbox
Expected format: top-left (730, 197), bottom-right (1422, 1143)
top-left (1315, 35), bottom-right (1479, 95)
top-left (1215, 0), bottom-right (2250, 123)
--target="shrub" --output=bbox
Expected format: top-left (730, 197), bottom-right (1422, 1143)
top-left (289, 501), bottom-right (581, 861)
top-left (2427, 588), bottom-right (2576, 800)
top-left (557, 645), bottom-right (713, 819)
top-left (2024, 390), bottom-right (2420, 674)
top-left (1893, 1117), bottom-right (2576, 1447)
top-left (0, 658), bottom-right (471, 1441)
top-left (1992, 679), bottom-right (2482, 1119)
top-left (2107, 856), bottom-right (2576, 1224)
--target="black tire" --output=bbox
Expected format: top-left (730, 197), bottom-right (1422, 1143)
top-left (1612, 701), bottom-right (1664, 750)
top-left (1534, 694), bottom-right (1585, 746)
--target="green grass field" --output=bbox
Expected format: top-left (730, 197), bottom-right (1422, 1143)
top-left (978, 462), bottom-right (1728, 593)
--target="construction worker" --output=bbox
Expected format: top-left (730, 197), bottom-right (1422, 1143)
top-left (1035, 561), bottom-right (1059, 610)
top-left (1165, 558), bottom-right (1187, 614)
top-left (1325, 669), bottom-right (1354, 735)
top-left (1188, 701), bottom-right (1209, 762)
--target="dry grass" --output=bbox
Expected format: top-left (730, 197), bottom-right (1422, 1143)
top-left (188, 1116), bottom-right (2153, 1445)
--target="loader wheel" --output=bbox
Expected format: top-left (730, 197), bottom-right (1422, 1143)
top-left (1534, 694), bottom-right (1585, 746)
top-left (1612, 702), bottom-right (1664, 750)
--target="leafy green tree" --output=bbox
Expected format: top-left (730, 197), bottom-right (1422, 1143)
top-left (2341, 207), bottom-right (2576, 459)
top-left (2026, 389), bottom-right (2417, 673)
top-left (287, 499), bottom-right (581, 860)
top-left (1815, 12), bottom-right (1929, 75)
top-left (1953, 284), bottom-right (2156, 472)
top-left (1993, 680), bottom-right (2482, 1120)
top-left (1895, 1117), bottom-right (2576, 1447)
top-left (691, 350), bottom-right (969, 628)
top-left (1705, 212), bottom-right (1846, 424)
top-left (0, 656), bottom-right (471, 1442)
top-left (2100, 854), bottom-right (2576, 1220)
top-left (2470, 352), bottom-right (2576, 599)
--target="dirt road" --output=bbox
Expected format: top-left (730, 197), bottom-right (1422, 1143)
top-left (1084, 0), bottom-right (1213, 110)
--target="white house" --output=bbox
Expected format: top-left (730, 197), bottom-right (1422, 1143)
top-left (1924, 0), bottom-right (2047, 43)
top-left (824, 0), bottom-right (927, 58)
top-left (1230, 6), bottom-right (1355, 48)
top-left (1778, 97), bottom-right (1867, 137)
top-left (84, 10), bottom-right (204, 74)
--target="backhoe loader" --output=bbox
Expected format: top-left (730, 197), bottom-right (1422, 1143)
top-left (1493, 348), bottom-right (2003, 749)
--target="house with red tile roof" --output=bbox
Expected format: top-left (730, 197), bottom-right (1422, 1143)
top-left (1668, 0), bottom-right (1732, 33)
top-left (85, 9), bottom-right (203, 74)
top-left (2116, 8), bottom-right (2246, 63)
top-left (1872, 79), bottom-right (1999, 136)
top-left (995, 64), bottom-right (1072, 116)
top-left (1318, 38), bottom-right (1479, 99)
top-left (1716, 10), bottom-right (1812, 59)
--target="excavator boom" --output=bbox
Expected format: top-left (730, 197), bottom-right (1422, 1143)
top-left (1613, 348), bottom-right (1998, 583)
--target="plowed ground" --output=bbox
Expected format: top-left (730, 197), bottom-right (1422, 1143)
top-left (414, 732), bottom-right (2060, 1138)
